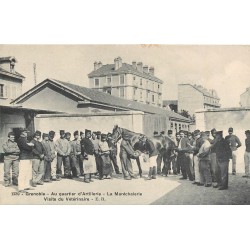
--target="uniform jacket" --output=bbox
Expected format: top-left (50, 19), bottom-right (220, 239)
top-left (2, 140), bottom-right (20, 160)
top-left (178, 137), bottom-right (191, 153)
top-left (197, 139), bottom-right (211, 161)
top-left (193, 137), bottom-right (204, 155)
top-left (31, 139), bottom-right (45, 160)
top-left (225, 134), bottom-right (242, 151)
top-left (214, 138), bottom-right (232, 163)
top-left (81, 137), bottom-right (95, 155)
top-left (17, 135), bottom-right (33, 160)
top-left (41, 140), bottom-right (53, 161)
top-left (48, 139), bottom-right (56, 160)
top-left (70, 140), bottom-right (82, 157)
top-left (55, 138), bottom-right (71, 156)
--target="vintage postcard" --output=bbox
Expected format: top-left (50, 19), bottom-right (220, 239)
top-left (0, 45), bottom-right (250, 205)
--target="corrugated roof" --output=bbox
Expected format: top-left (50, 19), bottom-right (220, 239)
top-left (50, 79), bottom-right (189, 121)
top-left (88, 63), bottom-right (163, 84)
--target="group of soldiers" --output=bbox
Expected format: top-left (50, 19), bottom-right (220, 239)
top-left (2, 128), bottom-right (123, 193)
top-left (158, 127), bottom-right (245, 190)
top-left (2, 125), bottom-right (249, 192)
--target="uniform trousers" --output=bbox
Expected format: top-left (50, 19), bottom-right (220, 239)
top-left (244, 151), bottom-right (250, 177)
top-left (51, 159), bottom-right (57, 179)
top-left (178, 153), bottom-right (193, 180)
top-left (110, 153), bottom-right (120, 173)
top-left (95, 154), bottom-right (102, 177)
top-left (193, 155), bottom-right (201, 183)
top-left (56, 155), bottom-right (71, 177)
top-left (44, 160), bottom-right (51, 181)
top-left (32, 159), bottom-right (44, 184)
top-left (230, 151), bottom-right (237, 173)
top-left (4, 158), bottom-right (19, 185)
top-left (210, 153), bottom-right (218, 181)
top-left (199, 160), bottom-right (212, 185)
top-left (217, 160), bottom-right (229, 188)
top-left (19, 159), bottom-right (32, 190)
top-left (70, 155), bottom-right (80, 177)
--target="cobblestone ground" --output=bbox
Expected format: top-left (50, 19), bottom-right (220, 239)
top-left (0, 162), bottom-right (249, 205)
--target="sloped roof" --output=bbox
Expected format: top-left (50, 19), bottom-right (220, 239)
top-left (0, 56), bottom-right (17, 62)
top-left (88, 63), bottom-right (163, 84)
top-left (0, 66), bottom-right (25, 79)
top-left (12, 78), bottom-right (190, 122)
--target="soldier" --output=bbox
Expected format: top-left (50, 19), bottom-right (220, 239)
top-left (31, 130), bottom-right (45, 186)
top-left (2, 132), bottom-right (20, 187)
top-left (197, 132), bottom-right (212, 187)
top-left (81, 129), bottom-right (97, 183)
top-left (166, 130), bottom-right (177, 175)
top-left (120, 134), bottom-right (139, 180)
top-left (41, 133), bottom-right (52, 182)
top-left (212, 131), bottom-right (232, 190)
top-left (91, 131), bottom-right (102, 178)
top-left (17, 128), bottom-right (34, 192)
top-left (175, 132), bottom-right (181, 174)
top-left (69, 131), bottom-right (81, 178)
top-left (177, 130), bottom-right (193, 181)
top-left (55, 130), bottom-right (71, 179)
top-left (107, 133), bottom-right (121, 174)
top-left (187, 132), bottom-right (195, 179)
top-left (48, 131), bottom-right (58, 181)
top-left (210, 128), bottom-right (218, 183)
top-left (79, 131), bottom-right (85, 176)
top-left (243, 130), bottom-right (250, 178)
top-left (99, 133), bottom-right (113, 179)
top-left (225, 127), bottom-right (242, 175)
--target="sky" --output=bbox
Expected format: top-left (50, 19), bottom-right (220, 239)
top-left (1, 44), bottom-right (250, 107)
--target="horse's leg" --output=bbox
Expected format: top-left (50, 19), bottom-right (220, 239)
top-left (136, 157), bottom-right (143, 178)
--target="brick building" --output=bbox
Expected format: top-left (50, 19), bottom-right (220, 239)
top-left (88, 57), bottom-right (164, 107)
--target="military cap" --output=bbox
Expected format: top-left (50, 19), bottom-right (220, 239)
top-left (211, 128), bottom-right (217, 134)
top-left (65, 132), bottom-right (71, 136)
top-left (193, 130), bottom-right (200, 136)
top-left (245, 130), bottom-right (250, 134)
top-left (49, 130), bottom-right (55, 136)
top-left (80, 131), bottom-right (84, 136)
top-left (85, 129), bottom-right (91, 134)
top-left (60, 130), bottom-right (65, 135)
top-left (20, 128), bottom-right (29, 133)
top-left (179, 130), bottom-right (185, 134)
top-left (228, 127), bottom-right (233, 132)
top-left (73, 131), bottom-right (79, 136)
top-left (8, 132), bottom-right (15, 137)
top-left (96, 131), bottom-right (101, 135)
top-left (160, 131), bottom-right (165, 135)
top-left (201, 132), bottom-right (207, 137)
top-left (205, 131), bottom-right (210, 135)
top-left (176, 132), bottom-right (180, 135)
top-left (34, 130), bottom-right (41, 136)
top-left (168, 130), bottom-right (173, 135)
top-left (92, 131), bottom-right (97, 135)
top-left (153, 131), bottom-right (158, 135)
top-left (188, 132), bottom-right (193, 136)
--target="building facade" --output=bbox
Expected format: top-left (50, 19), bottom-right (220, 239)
top-left (240, 87), bottom-right (250, 107)
top-left (0, 57), bottom-right (24, 103)
top-left (178, 84), bottom-right (220, 115)
top-left (88, 57), bottom-right (164, 107)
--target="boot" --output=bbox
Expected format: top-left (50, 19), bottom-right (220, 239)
top-left (84, 174), bottom-right (90, 183)
top-left (147, 167), bottom-right (153, 180)
top-left (152, 166), bottom-right (157, 179)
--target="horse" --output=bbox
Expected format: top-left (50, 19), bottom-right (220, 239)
top-left (112, 125), bottom-right (176, 177)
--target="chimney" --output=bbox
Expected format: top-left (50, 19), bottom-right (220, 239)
top-left (132, 61), bottom-right (137, 69)
top-left (94, 61), bottom-right (98, 71)
top-left (143, 65), bottom-right (149, 73)
top-left (149, 67), bottom-right (154, 75)
top-left (137, 62), bottom-right (143, 72)
top-left (98, 61), bottom-right (102, 69)
top-left (115, 57), bottom-right (122, 70)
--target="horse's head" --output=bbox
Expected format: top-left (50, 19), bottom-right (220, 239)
top-left (112, 125), bottom-right (123, 143)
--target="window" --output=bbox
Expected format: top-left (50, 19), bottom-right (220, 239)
top-left (152, 94), bottom-right (154, 103)
top-left (106, 76), bottom-right (111, 85)
top-left (140, 78), bottom-right (142, 86)
top-left (0, 84), bottom-right (4, 97)
top-left (171, 122), bottom-right (173, 128)
top-left (119, 88), bottom-right (125, 97)
top-left (120, 75), bottom-right (125, 85)
top-left (94, 78), bottom-right (100, 87)
top-left (140, 90), bottom-right (142, 100)
top-left (158, 84), bottom-right (160, 91)
top-left (152, 82), bottom-right (155, 91)
top-left (179, 124), bottom-right (181, 130)
top-left (133, 76), bottom-right (136, 81)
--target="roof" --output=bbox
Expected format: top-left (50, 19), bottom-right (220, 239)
top-left (163, 100), bottom-right (178, 106)
top-left (0, 56), bottom-right (17, 62)
top-left (12, 78), bottom-right (190, 122)
top-left (0, 66), bottom-right (25, 79)
top-left (179, 84), bottom-right (220, 99)
top-left (88, 63), bottom-right (163, 84)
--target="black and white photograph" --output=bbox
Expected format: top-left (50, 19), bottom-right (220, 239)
top-left (0, 45), bottom-right (250, 205)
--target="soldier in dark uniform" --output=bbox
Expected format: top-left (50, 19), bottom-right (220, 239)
top-left (79, 131), bottom-right (84, 176)
top-left (212, 131), bottom-right (232, 190)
